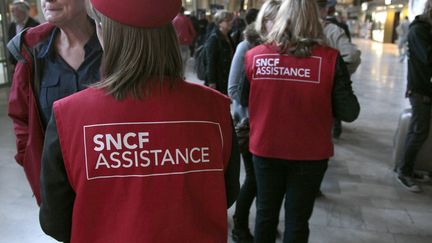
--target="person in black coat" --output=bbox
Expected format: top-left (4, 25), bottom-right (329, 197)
top-left (205, 10), bottom-right (234, 95)
top-left (8, 0), bottom-right (40, 64)
top-left (395, 0), bottom-right (432, 192)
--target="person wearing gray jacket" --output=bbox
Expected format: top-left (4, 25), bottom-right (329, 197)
top-left (317, 0), bottom-right (361, 138)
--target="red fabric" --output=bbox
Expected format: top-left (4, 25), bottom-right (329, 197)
top-left (8, 22), bottom-right (56, 205)
top-left (90, 0), bottom-right (181, 28)
top-left (172, 14), bottom-right (197, 46)
top-left (53, 81), bottom-right (232, 243)
top-left (245, 44), bottom-right (338, 160)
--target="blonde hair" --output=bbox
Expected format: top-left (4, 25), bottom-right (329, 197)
top-left (266, 0), bottom-right (325, 57)
top-left (213, 10), bottom-right (234, 26)
top-left (255, 0), bottom-right (281, 38)
top-left (90, 7), bottom-right (182, 100)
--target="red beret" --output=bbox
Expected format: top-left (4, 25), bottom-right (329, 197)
top-left (90, 0), bottom-right (182, 28)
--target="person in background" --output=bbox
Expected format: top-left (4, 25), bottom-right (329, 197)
top-left (317, 0), bottom-right (361, 139)
top-left (325, 1), bottom-right (351, 42)
top-left (172, 6), bottom-right (197, 72)
top-left (227, 2), bottom-right (280, 242)
top-left (395, 0), bottom-right (432, 192)
top-left (205, 10), bottom-right (234, 94)
top-left (187, 11), bottom-right (200, 57)
top-left (39, 0), bottom-right (240, 242)
top-left (197, 11), bottom-right (209, 47)
top-left (7, 0), bottom-right (102, 205)
top-left (396, 16), bottom-right (410, 62)
top-left (230, 13), bottom-right (247, 49)
top-left (7, 0), bottom-right (40, 65)
top-left (244, 0), bottom-right (360, 241)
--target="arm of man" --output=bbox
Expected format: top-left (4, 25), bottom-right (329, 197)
top-left (325, 24), bottom-right (361, 75)
top-left (332, 55), bottom-right (361, 122)
top-left (39, 114), bottom-right (75, 242)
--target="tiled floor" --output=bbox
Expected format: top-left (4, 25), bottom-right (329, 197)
top-left (0, 39), bottom-right (431, 243)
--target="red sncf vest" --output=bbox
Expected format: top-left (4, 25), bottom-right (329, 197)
top-left (53, 81), bottom-right (232, 243)
top-left (245, 44), bottom-right (338, 160)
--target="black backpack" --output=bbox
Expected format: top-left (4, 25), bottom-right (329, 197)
top-left (194, 44), bottom-right (207, 80)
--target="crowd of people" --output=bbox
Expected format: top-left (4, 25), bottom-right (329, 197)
top-left (5, 0), bottom-right (432, 242)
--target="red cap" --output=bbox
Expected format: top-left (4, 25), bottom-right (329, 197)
top-left (90, 0), bottom-right (182, 28)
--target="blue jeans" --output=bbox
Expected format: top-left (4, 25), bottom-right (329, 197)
top-left (400, 93), bottom-right (432, 176)
top-left (253, 156), bottom-right (328, 243)
top-left (233, 150), bottom-right (256, 229)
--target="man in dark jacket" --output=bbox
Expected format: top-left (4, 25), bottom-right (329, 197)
top-left (8, 0), bottom-right (39, 64)
top-left (205, 10), bottom-right (234, 95)
top-left (396, 0), bottom-right (432, 192)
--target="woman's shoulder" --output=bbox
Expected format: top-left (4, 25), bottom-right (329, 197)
top-left (246, 43), bottom-right (275, 55)
top-left (181, 81), bottom-right (230, 102)
top-left (23, 23), bottom-right (56, 48)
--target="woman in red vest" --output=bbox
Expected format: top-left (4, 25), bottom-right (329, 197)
top-left (39, 0), bottom-right (240, 242)
top-left (244, 0), bottom-right (360, 242)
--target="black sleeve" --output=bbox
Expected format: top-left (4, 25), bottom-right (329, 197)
top-left (332, 55), bottom-right (361, 122)
top-left (225, 121), bottom-right (240, 209)
top-left (205, 35), bottom-right (218, 85)
top-left (39, 114), bottom-right (75, 242)
top-left (408, 24), bottom-right (432, 66)
top-left (239, 73), bottom-right (250, 107)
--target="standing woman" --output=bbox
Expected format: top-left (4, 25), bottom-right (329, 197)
top-left (39, 0), bottom-right (240, 242)
top-left (7, 0), bottom-right (102, 205)
top-left (205, 10), bottom-right (235, 95)
top-left (227, 1), bottom-right (281, 242)
top-left (244, 0), bottom-right (360, 242)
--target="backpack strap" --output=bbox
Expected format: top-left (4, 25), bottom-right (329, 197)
top-left (7, 28), bottom-right (33, 64)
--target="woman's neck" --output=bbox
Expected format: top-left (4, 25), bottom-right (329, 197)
top-left (58, 15), bottom-right (93, 48)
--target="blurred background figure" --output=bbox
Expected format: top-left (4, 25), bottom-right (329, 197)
top-left (317, 0), bottom-right (361, 139)
top-left (396, 16), bottom-right (410, 62)
top-left (7, 0), bottom-right (102, 205)
top-left (204, 10), bottom-right (234, 94)
top-left (244, 0), bottom-right (360, 241)
top-left (325, 0), bottom-right (351, 42)
top-left (230, 12), bottom-right (247, 49)
top-left (196, 11), bottom-right (209, 47)
top-left (173, 6), bottom-right (197, 72)
top-left (7, 0), bottom-right (40, 65)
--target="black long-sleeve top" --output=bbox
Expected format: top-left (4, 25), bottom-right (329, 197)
top-left (407, 15), bottom-right (432, 97)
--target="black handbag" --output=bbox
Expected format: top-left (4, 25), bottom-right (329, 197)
top-left (235, 118), bottom-right (250, 153)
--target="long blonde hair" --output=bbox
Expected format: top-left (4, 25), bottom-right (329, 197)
top-left (90, 7), bottom-right (182, 100)
top-left (266, 0), bottom-right (325, 57)
top-left (254, 0), bottom-right (281, 38)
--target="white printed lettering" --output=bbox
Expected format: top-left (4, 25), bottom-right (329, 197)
top-left (176, 148), bottom-right (189, 164)
top-left (201, 147), bottom-right (210, 163)
top-left (140, 151), bottom-right (151, 167)
top-left (93, 134), bottom-right (105, 151)
top-left (106, 133), bottom-right (122, 150)
top-left (123, 132), bottom-right (137, 149)
top-left (95, 153), bottom-right (110, 169)
top-left (161, 149), bottom-right (175, 166)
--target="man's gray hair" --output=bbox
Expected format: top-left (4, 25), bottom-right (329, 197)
top-left (12, 0), bottom-right (30, 12)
